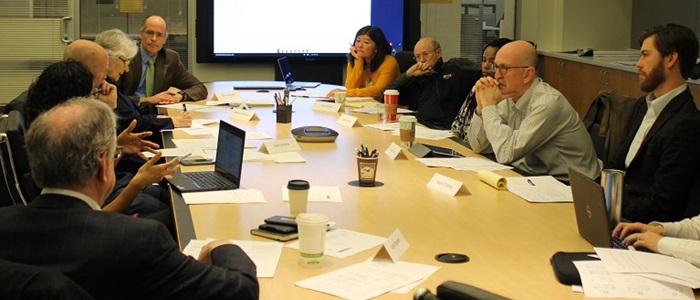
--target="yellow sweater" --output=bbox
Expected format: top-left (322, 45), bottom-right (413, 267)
top-left (344, 55), bottom-right (399, 99)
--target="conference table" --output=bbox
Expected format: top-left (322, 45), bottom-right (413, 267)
top-left (165, 82), bottom-right (622, 299)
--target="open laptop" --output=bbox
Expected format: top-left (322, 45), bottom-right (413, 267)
top-left (167, 121), bottom-right (245, 193)
top-left (277, 56), bottom-right (321, 90)
top-left (569, 168), bottom-right (626, 249)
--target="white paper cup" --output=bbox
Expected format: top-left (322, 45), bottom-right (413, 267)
top-left (287, 179), bottom-right (310, 216)
top-left (296, 213), bottom-right (329, 265)
top-left (334, 91), bottom-right (347, 104)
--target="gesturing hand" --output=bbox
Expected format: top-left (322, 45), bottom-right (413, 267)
top-left (117, 119), bottom-right (160, 160)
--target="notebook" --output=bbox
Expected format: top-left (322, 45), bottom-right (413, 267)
top-left (167, 121), bottom-right (246, 193)
top-left (568, 168), bottom-right (626, 249)
top-left (277, 56), bottom-right (321, 90)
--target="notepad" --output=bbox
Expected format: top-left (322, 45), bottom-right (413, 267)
top-left (477, 170), bottom-right (507, 190)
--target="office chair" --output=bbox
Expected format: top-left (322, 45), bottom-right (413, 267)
top-left (0, 110), bottom-right (39, 205)
top-left (0, 114), bottom-right (18, 206)
top-left (582, 91), bottom-right (637, 166)
top-left (394, 51), bottom-right (415, 74)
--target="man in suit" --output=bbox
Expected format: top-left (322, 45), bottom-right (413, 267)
top-left (387, 37), bottom-right (480, 129)
top-left (118, 14), bottom-right (207, 112)
top-left (607, 24), bottom-right (700, 223)
top-left (0, 98), bottom-right (258, 299)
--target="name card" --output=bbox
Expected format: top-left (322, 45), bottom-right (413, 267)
top-left (260, 138), bottom-right (301, 154)
top-left (336, 114), bottom-right (360, 127)
top-left (213, 91), bottom-right (242, 102)
top-left (384, 142), bottom-right (407, 160)
top-left (373, 228), bottom-right (409, 263)
top-left (229, 108), bottom-right (259, 121)
top-left (427, 173), bottom-right (470, 196)
top-left (312, 101), bottom-right (342, 112)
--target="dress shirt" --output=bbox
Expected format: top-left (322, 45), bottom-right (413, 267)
top-left (41, 188), bottom-right (101, 211)
top-left (467, 77), bottom-right (601, 181)
top-left (655, 215), bottom-right (700, 267)
top-left (624, 84), bottom-right (685, 167)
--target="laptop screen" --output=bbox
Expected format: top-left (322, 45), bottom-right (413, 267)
top-left (215, 121), bottom-right (246, 186)
top-left (277, 56), bottom-right (295, 85)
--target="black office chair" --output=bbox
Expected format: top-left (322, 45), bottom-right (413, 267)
top-left (0, 114), bottom-right (17, 207)
top-left (0, 111), bottom-right (39, 205)
top-left (393, 51), bottom-right (415, 74)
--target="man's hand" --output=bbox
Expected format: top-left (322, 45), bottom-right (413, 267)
top-left (406, 62), bottom-right (436, 78)
top-left (140, 91), bottom-right (180, 105)
top-left (96, 81), bottom-right (118, 108)
top-left (117, 119), bottom-right (159, 160)
top-left (129, 151), bottom-right (180, 189)
top-left (172, 111), bottom-right (192, 128)
top-left (197, 239), bottom-right (234, 265)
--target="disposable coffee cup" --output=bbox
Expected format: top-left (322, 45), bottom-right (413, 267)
top-left (296, 213), bottom-right (329, 266)
top-left (383, 89), bottom-right (399, 122)
top-left (399, 115), bottom-right (417, 147)
top-left (334, 91), bottom-right (347, 104)
top-left (287, 179), bottom-right (310, 216)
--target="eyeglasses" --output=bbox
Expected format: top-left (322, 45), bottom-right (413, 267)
top-left (413, 48), bottom-right (438, 61)
top-left (118, 57), bottom-right (131, 66)
top-left (141, 29), bottom-right (166, 39)
top-left (490, 63), bottom-right (530, 74)
top-left (113, 146), bottom-right (123, 160)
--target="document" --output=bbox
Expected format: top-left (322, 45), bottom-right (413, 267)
top-left (285, 228), bottom-right (385, 258)
top-left (594, 247), bottom-right (700, 288)
top-left (295, 259), bottom-right (439, 299)
top-left (365, 122), bottom-right (400, 131)
top-left (574, 260), bottom-right (693, 299)
top-left (353, 107), bottom-right (414, 114)
top-left (157, 103), bottom-right (210, 111)
top-left (506, 176), bottom-right (573, 203)
top-left (267, 152), bottom-right (306, 163)
top-left (392, 127), bottom-right (453, 140)
top-left (172, 138), bottom-right (217, 149)
top-left (245, 131), bottom-right (273, 140)
top-left (282, 186), bottom-right (342, 203)
top-left (415, 157), bottom-right (512, 172)
top-left (182, 189), bottom-right (266, 204)
top-left (175, 127), bottom-right (219, 136)
top-left (182, 238), bottom-right (283, 278)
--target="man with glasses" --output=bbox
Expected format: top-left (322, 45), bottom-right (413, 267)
top-left (118, 15), bottom-right (207, 113)
top-left (466, 40), bottom-right (601, 182)
top-left (387, 37), bottom-right (480, 129)
top-left (0, 97), bottom-right (259, 299)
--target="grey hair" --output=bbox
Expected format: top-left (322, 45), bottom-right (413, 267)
top-left (95, 28), bottom-right (138, 62)
top-left (25, 97), bottom-right (117, 188)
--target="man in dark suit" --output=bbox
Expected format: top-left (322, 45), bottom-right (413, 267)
top-left (118, 14), bottom-right (207, 112)
top-left (0, 98), bottom-right (258, 299)
top-left (607, 24), bottom-right (700, 223)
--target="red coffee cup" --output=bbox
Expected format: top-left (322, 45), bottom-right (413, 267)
top-left (383, 89), bottom-right (399, 122)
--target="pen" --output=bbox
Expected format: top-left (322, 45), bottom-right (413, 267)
top-left (178, 153), bottom-right (192, 162)
top-left (182, 103), bottom-right (187, 111)
top-left (527, 179), bottom-right (536, 186)
top-left (338, 247), bottom-right (351, 253)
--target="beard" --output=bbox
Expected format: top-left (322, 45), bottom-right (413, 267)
top-left (639, 61), bottom-right (665, 93)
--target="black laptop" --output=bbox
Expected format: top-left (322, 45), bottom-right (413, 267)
top-left (277, 56), bottom-right (320, 90)
top-left (167, 121), bottom-right (245, 193)
top-left (569, 168), bottom-right (626, 249)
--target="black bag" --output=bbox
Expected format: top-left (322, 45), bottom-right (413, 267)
top-left (550, 251), bottom-right (599, 285)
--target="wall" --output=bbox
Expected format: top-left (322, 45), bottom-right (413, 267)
top-left (631, 0), bottom-right (699, 53)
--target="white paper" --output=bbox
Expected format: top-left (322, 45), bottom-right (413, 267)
top-left (295, 260), bottom-right (438, 299)
top-left (336, 114), bottom-right (359, 127)
top-left (268, 152), bottom-right (306, 163)
top-left (353, 107), bottom-right (414, 114)
top-left (384, 142), bottom-right (406, 160)
top-left (365, 122), bottom-right (400, 131)
top-left (574, 260), bottom-right (693, 299)
top-left (379, 229), bottom-right (409, 262)
top-left (392, 127), bottom-right (453, 140)
top-left (260, 138), bottom-right (300, 154)
top-left (245, 132), bottom-right (273, 140)
top-left (282, 186), bottom-right (342, 203)
top-left (311, 101), bottom-right (341, 112)
top-left (157, 103), bottom-right (210, 111)
top-left (182, 189), bottom-right (266, 204)
top-left (594, 247), bottom-right (700, 288)
top-left (415, 157), bottom-right (513, 172)
top-left (175, 127), bottom-right (219, 136)
top-left (506, 176), bottom-right (573, 203)
top-left (192, 119), bottom-right (219, 126)
top-left (426, 173), bottom-right (464, 196)
top-left (172, 138), bottom-right (217, 149)
top-left (229, 108), bottom-right (258, 121)
top-left (182, 239), bottom-right (283, 278)
top-left (285, 229), bottom-right (385, 258)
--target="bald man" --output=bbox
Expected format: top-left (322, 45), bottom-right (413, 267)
top-left (466, 40), bottom-right (601, 182)
top-left (118, 15), bottom-right (207, 112)
top-left (387, 37), bottom-right (479, 129)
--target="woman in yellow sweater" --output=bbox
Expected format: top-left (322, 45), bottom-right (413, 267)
top-left (327, 25), bottom-right (399, 100)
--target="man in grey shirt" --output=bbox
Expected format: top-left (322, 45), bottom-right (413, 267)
top-left (466, 40), bottom-right (601, 182)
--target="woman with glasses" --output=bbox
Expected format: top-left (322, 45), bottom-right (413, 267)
top-left (452, 38), bottom-right (512, 142)
top-left (327, 25), bottom-right (399, 100)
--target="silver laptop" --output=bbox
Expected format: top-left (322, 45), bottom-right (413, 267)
top-left (569, 168), bottom-right (626, 249)
top-left (277, 56), bottom-right (321, 90)
top-left (167, 121), bottom-right (245, 193)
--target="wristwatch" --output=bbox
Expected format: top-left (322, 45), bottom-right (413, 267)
top-left (177, 90), bottom-right (187, 101)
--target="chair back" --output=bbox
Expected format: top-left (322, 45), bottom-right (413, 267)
top-left (583, 91), bottom-right (637, 166)
top-left (0, 114), bottom-right (18, 206)
top-left (394, 51), bottom-right (415, 74)
top-left (0, 111), bottom-right (38, 205)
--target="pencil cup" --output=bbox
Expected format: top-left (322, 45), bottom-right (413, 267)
top-left (276, 104), bottom-right (292, 123)
top-left (296, 213), bottom-right (329, 266)
top-left (356, 156), bottom-right (379, 187)
top-left (287, 179), bottom-right (310, 216)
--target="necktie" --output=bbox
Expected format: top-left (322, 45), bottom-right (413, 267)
top-left (146, 57), bottom-right (155, 97)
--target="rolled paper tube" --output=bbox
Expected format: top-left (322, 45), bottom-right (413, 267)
top-left (477, 170), bottom-right (507, 190)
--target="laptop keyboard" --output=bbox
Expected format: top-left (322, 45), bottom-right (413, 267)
top-left (612, 235), bottom-right (627, 249)
top-left (182, 172), bottom-right (231, 188)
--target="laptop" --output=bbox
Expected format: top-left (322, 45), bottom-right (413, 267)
top-left (568, 168), bottom-right (626, 249)
top-left (277, 56), bottom-right (321, 90)
top-left (167, 121), bottom-right (246, 193)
